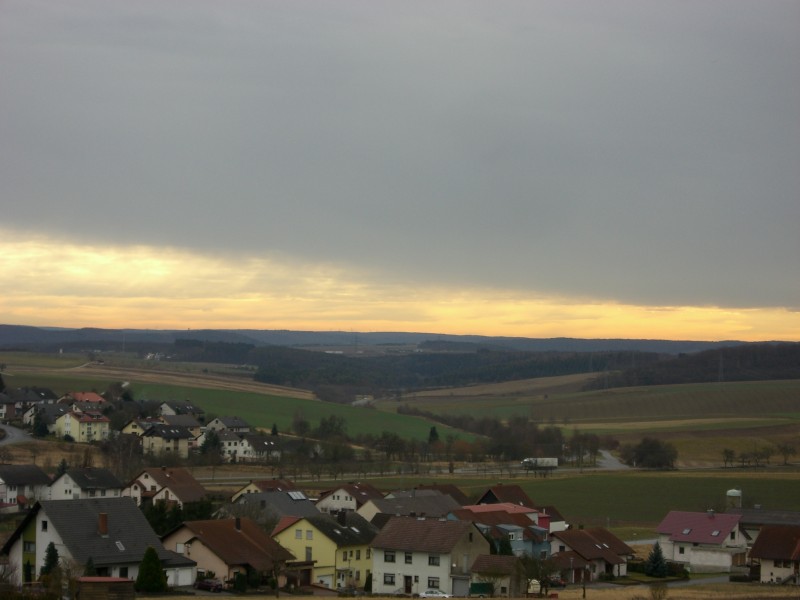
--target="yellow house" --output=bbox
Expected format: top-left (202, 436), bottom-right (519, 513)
top-left (53, 411), bottom-right (110, 442)
top-left (272, 512), bottom-right (378, 590)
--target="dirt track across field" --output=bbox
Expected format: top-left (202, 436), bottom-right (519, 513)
top-left (13, 362), bottom-right (316, 400)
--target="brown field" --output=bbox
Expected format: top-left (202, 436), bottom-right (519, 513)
top-left (409, 373), bottom-right (596, 398)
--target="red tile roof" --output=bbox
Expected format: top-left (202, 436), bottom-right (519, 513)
top-left (657, 511), bottom-right (741, 545)
top-left (471, 554), bottom-right (519, 576)
top-left (371, 516), bottom-right (474, 553)
top-left (476, 484), bottom-right (535, 508)
top-left (750, 525), bottom-right (800, 561)
top-left (550, 528), bottom-right (633, 565)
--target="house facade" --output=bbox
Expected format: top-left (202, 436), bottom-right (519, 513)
top-left (48, 468), bottom-right (123, 501)
top-left (550, 527), bottom-right (634, 581)
top-left (656, 510), bottom-right (747, 573)
top-left (748, 525), bottom-right (800, 584)
top-left (163, 517), bottom-right (294, 587)
top-left (53, 411), bottom-right (110, 442)
top-left (141, 424), bottom-right (194, 459)
top-left (272, 512), bottom-right (378, 590)
top-left (370, 517), bottom-right (490, 597)
top-left (0, 497), bottom-right (195, 586)
top-left (317, 482), bottom-right (384, 514)
top-left (0, 465), bottom-right (51, 512)
top-left (122, 467), bottom-right (207, 509)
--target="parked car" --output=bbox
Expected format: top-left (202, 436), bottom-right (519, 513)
top-left (194, 578), bottom-right (224, 592)
top-left (419, 590), bottom-right (451, 598)
top-left (543, 577), bottom-right (567, 588)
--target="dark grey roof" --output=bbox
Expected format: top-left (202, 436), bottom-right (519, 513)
top-left (162, 401), bottom-right (204, 414)
top-left (729, 507), bottom-right (800, 527)
top-left (368, 494), bottom-right (461, 519)
top-left (161, 414), bottom-right (201, 428)
top-left (35, 403), bottom-right (70, 425)
top-left (58, 468), bottom-right (123, 491)
top-left (243, 435), bottom-right (280, 453)
top-left (3, 498), bottom-right (194, 568)
top-left (0, 464), bottom-right (51, 487)
top-left (307, 512), bottom-right (379, 547)
top-left (218, 416), bottom-right (250, 428)
top-left (237, 491), bottom-right (321, 519)
top-left (142, 424), bottom-right (194, 440)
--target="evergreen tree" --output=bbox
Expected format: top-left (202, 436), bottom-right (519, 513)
top-left (40, 542), bottom-right (59, 577)
top-left (55, 458), bottom-right (69, 478)
top-left (0, 372), bottom-right (5, 393)
top-left (271, 423), bottom-right (279, 436)
top-left (644, 541), bottom-right (668, 578)
top-left (135, 546), bottom-right (168, 592)
top-left (32, 411), bottom-right (49, 438)
top-left (497, 536), bottom-right (514, 556)
top-left (84, 557), bottom-right (97, 576)
top-left (428, 426), bottom-right (439, 444)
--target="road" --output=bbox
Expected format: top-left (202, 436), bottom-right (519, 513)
top-left (0, 423), bottom-right (32, 445)
top-left (597, 449), bottom-right (631, 470)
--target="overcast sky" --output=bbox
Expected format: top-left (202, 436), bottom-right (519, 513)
top-left (2, 0), bottom-right (798, 340)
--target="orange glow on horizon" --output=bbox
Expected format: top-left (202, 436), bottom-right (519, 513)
top-left (2, 236), bottom-right (798, 342)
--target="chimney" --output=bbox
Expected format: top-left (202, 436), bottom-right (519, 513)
top-left (235, 517), bottom-right (241, 531)
top-left (707, 509), bottom-right (715, 518)
top-left (98, 512), bottom-right (108, 537)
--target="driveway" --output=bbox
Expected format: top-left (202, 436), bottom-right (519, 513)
top-left (0, 423), bottom-right (32, 445)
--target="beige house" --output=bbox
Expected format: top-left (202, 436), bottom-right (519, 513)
top-left (53, 411), bottom-right (110, 442)
top-left (141, 424), bottom-right (194, 459)
top-left (231, 479), bottom-right (297, 503)
top-left (123, 467), bottom-right (207, 509)
top-left (163, 517), bottom-right (294, 587)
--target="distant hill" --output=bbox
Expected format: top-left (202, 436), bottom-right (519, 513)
top-left (0, 324), bottom-right (751, 354)
top-left (584, 342), bottom-right (800, 388)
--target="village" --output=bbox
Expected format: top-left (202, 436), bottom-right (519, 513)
top-left (0, 389), bottom-right (798, 599)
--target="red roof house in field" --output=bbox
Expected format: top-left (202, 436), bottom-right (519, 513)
top-left (749, 525), bottom-right (800, 584)
top-left (656, 510), bottom-right (747, 572)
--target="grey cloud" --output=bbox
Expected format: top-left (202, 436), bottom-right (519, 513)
top-left (1, 0), bottom-right (798, 308)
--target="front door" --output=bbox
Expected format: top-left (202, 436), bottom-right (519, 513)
top-left (404, 575), bottom-right (413, 594)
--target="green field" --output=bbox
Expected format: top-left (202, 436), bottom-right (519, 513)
top-left (308, 471), bottom-right (800, 532)
top-left (3, 371), bottom-right (471, 443)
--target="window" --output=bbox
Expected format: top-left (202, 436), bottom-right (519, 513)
top-left (355, 570), bottom-right (361, 581)
top-left (428, 554), bottom-right (440, 566)
top-left (306, 547), bottom-right (313, 561)
top-left (384, 551), bottom-right (395, 563)
top-left (41, 520), bottom-right (48, 532)
top-left (730, 531), bottom-right (736, 541)
top-left (427, 577), bottom-right (440, 589)
top-left (23, 541), bottom-right (35, 553)
top-left (176, 543), bottom-right (185, 553)
top-left (356, 549), bottom-right (361, 560)
top-left (405, 552), bottom-right (413, 564)
top-left (384, 574), bottom-right (395, 586)
top-left (367, 549), bottom-right (371, 559)
top-left (349, 550), bottom-right (353, 558)
top-left (678, 546), bottom-right (685, 555)
top-left (306, 530), bottom-right (313, 540)
top-left (119, 567), bottom-right (128, 578)
top-left (343, 551), bottom-right (348, 561)
top-left (295, 529), bottom-right (303, 539)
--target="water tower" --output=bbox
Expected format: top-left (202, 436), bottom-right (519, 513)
top-left (726, 488), bottom-right (742, 508)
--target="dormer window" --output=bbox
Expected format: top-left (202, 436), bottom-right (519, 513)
top-left (682, 528), bottom-right (691, 535)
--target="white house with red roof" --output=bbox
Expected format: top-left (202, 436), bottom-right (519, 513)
top-left (656, 510), bottom-right (747, 572)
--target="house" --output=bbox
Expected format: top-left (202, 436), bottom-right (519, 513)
top-left (159, 401), bottom-right (205, 419)
top-left (748, 525), bottom-right (800, 584)
top-left (470, 554), bottom-right (526, 597)
top-left (656, 510), bottom-right (747, 573)
top-left (475, 484), bottom-right (535, 509)
top-left (141, 424), bottom-right (194, 458)
top-left (728, 506), bottom-right (800, 546)
top-left (160, 414), bottom-right (203, 440)
top-left (449, 504), bottom-right (549, 558)
top-left (239, 434), bottom-right (282, 463)
top-left (0, 497), bottom-right (196, 586)
top-left (232, 479), bottom-right (297, 503)
top-left (120, 417), bottom-right (160, 437)
top-left (550, 527), bottom-right (634, 582)
top-left (358, 494), bottom-right (461, 523)
top-left (123, 467), bottom-right (207, 509)
top-left (49, 467), bottom-right (124, 500)
top-left (272, 511), bottom-right (378, 590)
top-left (0, 464), bottom-right (51, 512)
top-left (163, 517), bottom-right (294, 587)
top-left (0, 394), bottom-right (20, 421)
top-left (206, 416), bottom-right (251, 434)
top-left (226, 490), bottom-right (320, 524)
top-left (317, 482), bottom-right (384, 514)
top-left (53, 411), bottom-right (110, 442)
top-left (370, 516), bottom-right (490, 597)
top-left (24, 403), bottom-right (69, 431)
top-left (415, 484), bottom-right (470, 506)
top-left (59, 391), bottom-right (106, 405)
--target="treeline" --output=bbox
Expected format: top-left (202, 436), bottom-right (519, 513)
top-left (251, 347), bottom-right (662, 396)
top-left (584, 342), bottom-right (800, 389)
